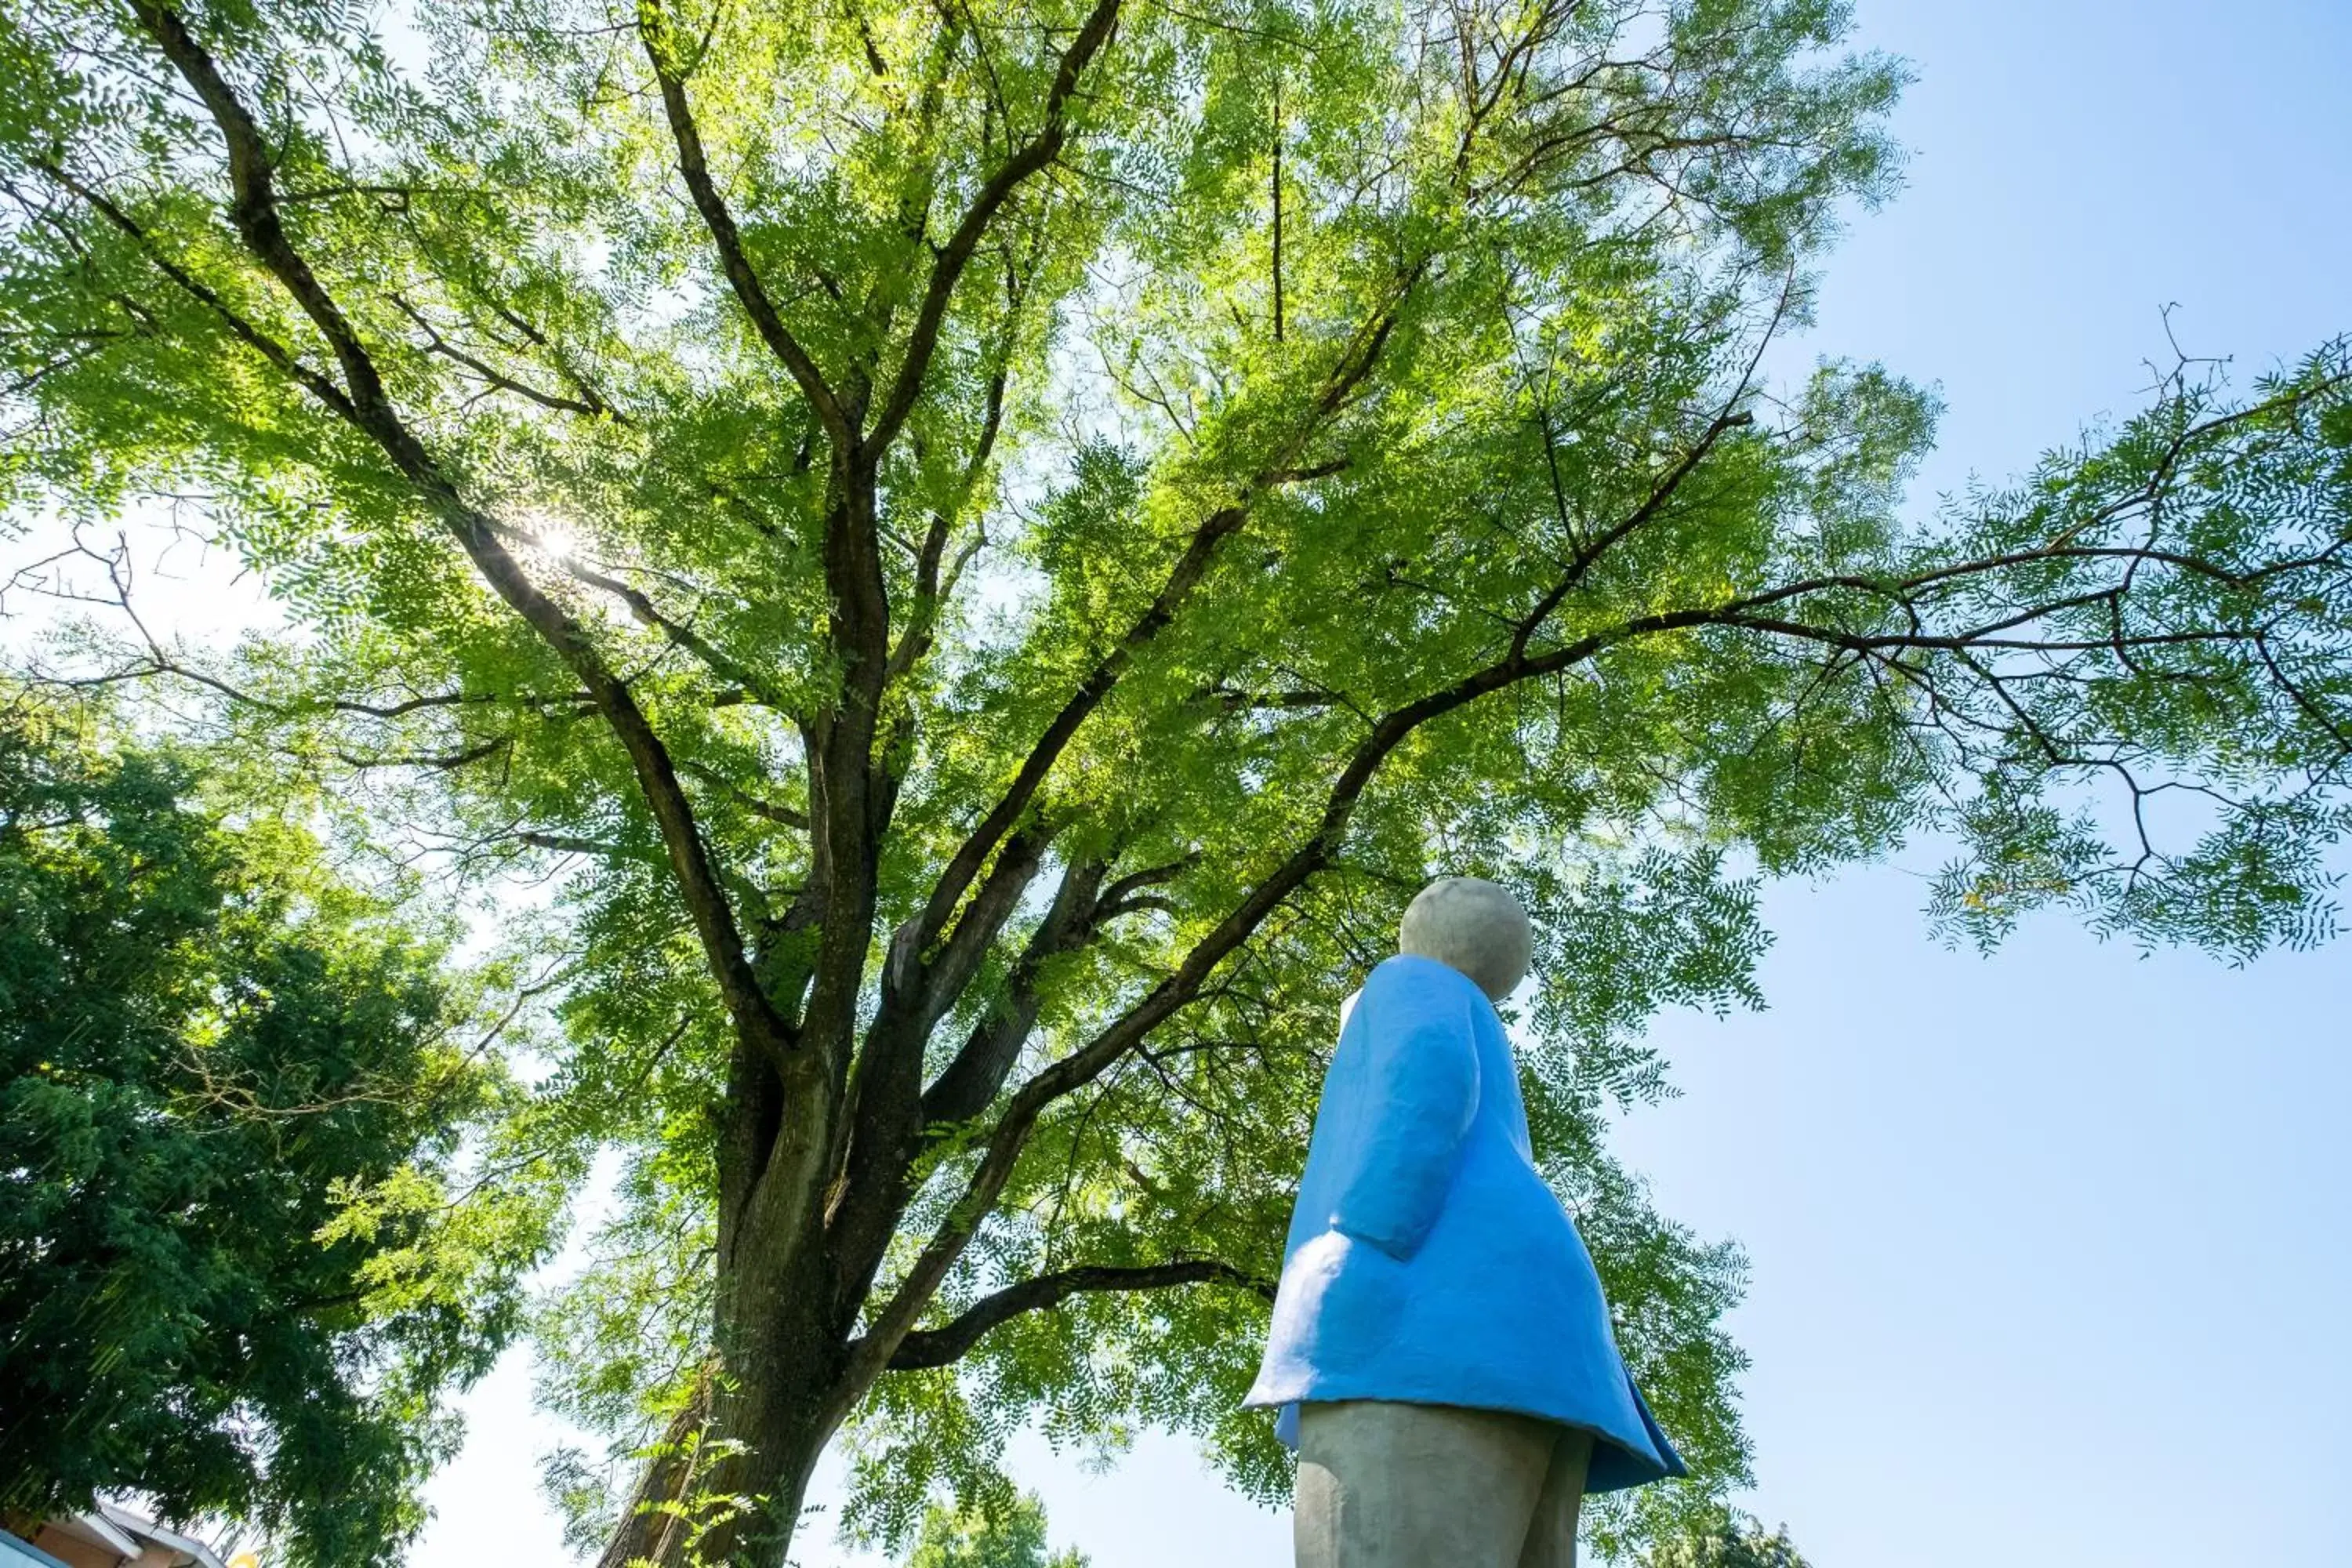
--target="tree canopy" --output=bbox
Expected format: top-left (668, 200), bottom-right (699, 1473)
top-left (0, 702), bottom-right (560, 1566)
top-left (1, 0), bottom-right (2347, 1562)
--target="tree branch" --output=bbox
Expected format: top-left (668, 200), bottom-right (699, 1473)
top-left (122, 0), bottom-right (792, 1065)
top-left (677, 757), bottom-right (811, 833)
top-left (41, 643), bottom-right (592, 724)
top-left (878, 1258), bottom-right (1271, 1370)
top-left (637, 0), bottom-right (851, 450)
top-left (865, 0), bottom-right (1124, 457)
top-left (918, 856), bottom-right (1109, 1131)
top-left (910, 270), bottom-right (1415, 958)
top-left (1508, 408), bottom-right (1755, 665)
top-left (390, 292), bottom-right (615, 420)
top-left (909, 499), bottom-right (1245, 953)
top-left (32, 158), bottom-right (355, 420)
top-left (550, 550), bottom-right (796, 711)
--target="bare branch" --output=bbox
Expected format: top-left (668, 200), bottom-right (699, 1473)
top-left (34, 644), bottom-right (592, 724)
top-left (332, 734), bottom-right (511, 772)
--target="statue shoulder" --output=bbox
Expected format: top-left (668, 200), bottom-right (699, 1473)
top-left (1356, 956), bottom-right (1487, 1044)
top-left (1363, 952), bottom-right (1481, 1003)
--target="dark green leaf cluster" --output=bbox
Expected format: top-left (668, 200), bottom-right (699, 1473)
top-left (0, 700), bottom-right (561, 1565)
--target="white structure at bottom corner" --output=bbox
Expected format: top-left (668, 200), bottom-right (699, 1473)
top-left (2, 1501), bottom-right (231, 1568)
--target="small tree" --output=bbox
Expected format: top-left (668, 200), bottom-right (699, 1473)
top-left (0, 703), bottom-right (559, 1565)
top-left (1642, 1512), bottom-right (1812, 1568)
top-left (904, 1491), bottom-right (1087, 1568)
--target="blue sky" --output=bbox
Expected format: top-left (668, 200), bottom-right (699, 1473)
top-left (412, 1), bottom-right (2352, 1563)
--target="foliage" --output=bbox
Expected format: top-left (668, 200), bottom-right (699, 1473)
top-left (902, 1491), bottom-right (1087, 1568)
top-left (1640, 1512), bottom-right (1813, 1568)
top-left (0, 700), bottom-right (563, 1566)
top-left (0, 0), bottom-right (2347, 1561)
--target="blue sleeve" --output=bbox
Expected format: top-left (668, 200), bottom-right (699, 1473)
top-left (1323, 964), bottom-right (1479, 1260)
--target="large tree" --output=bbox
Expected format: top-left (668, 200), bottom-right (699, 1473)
top-left (1, 0), bottom-right (2347, 1563)
top-left (0, 702), bottom-right (558, 1565)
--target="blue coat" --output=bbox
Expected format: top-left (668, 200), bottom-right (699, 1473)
top-left (1243, 954), bottom-right (1686, 1493)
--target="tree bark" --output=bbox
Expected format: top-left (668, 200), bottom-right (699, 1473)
top-left (597, 1279), bottom-right (848, 1568)
top-left (595, 1392), bottom-right (835, 1568)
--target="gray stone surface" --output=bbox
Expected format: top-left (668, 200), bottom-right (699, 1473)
top-left (1295, 1400), bottom-right (1591, 1568)
top-left (1396, 878), bottom-right (1533, 1002)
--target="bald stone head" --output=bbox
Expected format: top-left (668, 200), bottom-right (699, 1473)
top-left (1398, 877), bottom-right (1532, 1002)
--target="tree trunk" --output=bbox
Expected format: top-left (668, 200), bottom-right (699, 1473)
top-left (595, 1352), bottom-right (844, 1568)
top-left (601, 1101), bottom-right (857, 1568)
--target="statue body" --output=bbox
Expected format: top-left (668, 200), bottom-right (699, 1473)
top-left (1244, 880), bottom-right (1683, 1566)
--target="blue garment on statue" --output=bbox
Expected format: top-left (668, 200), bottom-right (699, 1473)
top-left (1243, 953), bottom-right (1686, 1494)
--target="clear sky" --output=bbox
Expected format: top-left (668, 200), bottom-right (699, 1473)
top-left (323, 0), bottom-right (2352, 1562)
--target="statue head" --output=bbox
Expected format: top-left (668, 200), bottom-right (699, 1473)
top-left (1398, 876), bottom-right (1533, 1002)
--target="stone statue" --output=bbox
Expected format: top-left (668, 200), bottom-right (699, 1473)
top-left (1243, 877), bottom-right (1684, 1567)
